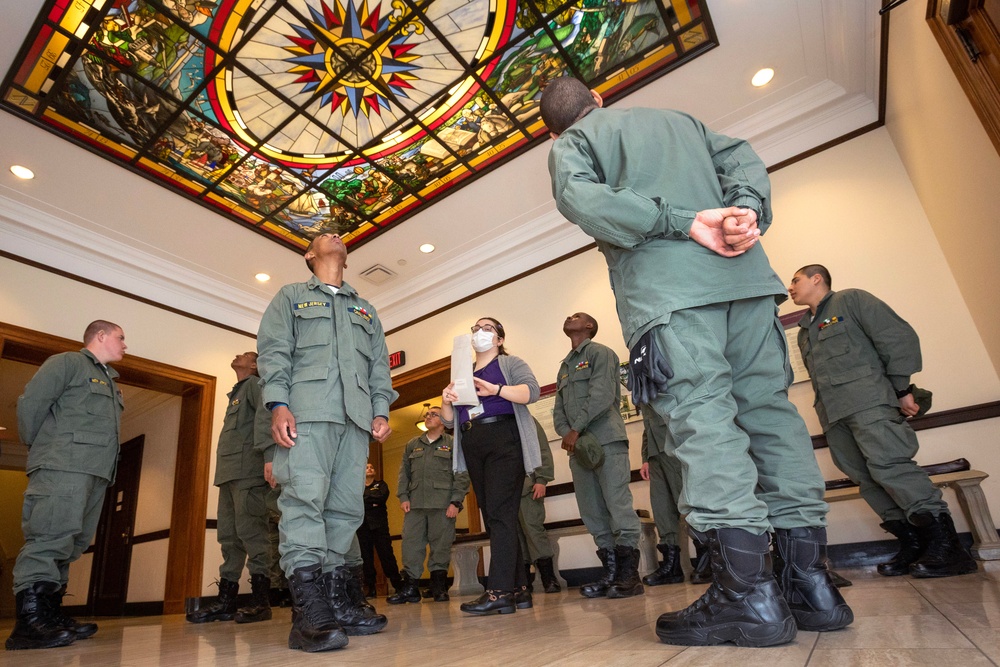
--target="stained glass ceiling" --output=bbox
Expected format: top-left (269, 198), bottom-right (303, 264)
top-left (2, 0), bottom-right (716, 251)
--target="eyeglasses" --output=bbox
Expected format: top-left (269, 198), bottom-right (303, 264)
top-left (425, 412), bottom-right (441, 419)
top-left (471, 324), bottom-right (497, 334)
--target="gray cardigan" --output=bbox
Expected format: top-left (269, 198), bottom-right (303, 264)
top-left (444, 354), bottom-right (542, 474)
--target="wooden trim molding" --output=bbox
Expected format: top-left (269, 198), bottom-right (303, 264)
top-left (925, 0), bottom-right (1000, 156)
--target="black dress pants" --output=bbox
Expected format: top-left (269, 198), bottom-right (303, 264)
top-left (461, 419), bottom-right (527, 592)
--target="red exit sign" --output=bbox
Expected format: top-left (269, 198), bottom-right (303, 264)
top-left (388, 350), bottom-right (406, 370)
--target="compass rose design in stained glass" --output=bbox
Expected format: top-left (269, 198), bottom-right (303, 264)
top-left (2, 0), bottom-right (717, 250)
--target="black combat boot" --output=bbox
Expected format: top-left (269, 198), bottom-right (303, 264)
top-left (327, 566), bottom-right (388, 635)
top-left (655, 528), bottom-right (797, 647)
top-left (535, 557), bottom-right (561, 593)
top-left (186, 578), bottom-right (239, 623)
top-left (524, 562), bottom-right (535, 592)
top-left (429, 570), bottom-right (450, 602)
top-left (689, 534), bottom-right (712, 584)
top-left (459, 589), bottom-right (516, 615)
top-left (607, 546), bottom-right (644, 598)
top-left (5, 582), bottom-right (76, 651)
top-left (909, 512), bottom-right (978, 578)
top-left (643, 544), bottom-right (685, 586)
top-left (345, 566), bottom-right (377, 613)
top-left (388, 573), bottom-right (403, 594)
top-left (48, 585), bottom-right (98, 639)
top-left (877, 519), bottom-right (923, 576)
top-left (773, 527), bottom-right (853, 632)
top-left (386, 572), bottom-right (422, 604)
top-left (580, 548), bottom-right (617, 598)
top-left (287, 565), bottom-right (348, 652)
top-left (235, 573), bottom-right (272, 624)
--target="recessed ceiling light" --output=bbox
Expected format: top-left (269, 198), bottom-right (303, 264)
top-left (10, 165), bottom-right (34, 179)
top-left (751, 68), bottom-right (775, 87)
top-left (255, 273), bottom-right (271, 282)
top-left (419, 243), bottom-right (435, 254)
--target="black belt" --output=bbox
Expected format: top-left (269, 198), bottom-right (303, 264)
top-left (461, 414), bottom-right (516, 432)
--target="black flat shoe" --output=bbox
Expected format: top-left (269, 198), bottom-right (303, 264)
top-left (460, 590), bottom-right (516, 616)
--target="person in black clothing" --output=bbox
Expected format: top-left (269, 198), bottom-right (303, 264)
top-left (357, 463), bottom-right (403, 596)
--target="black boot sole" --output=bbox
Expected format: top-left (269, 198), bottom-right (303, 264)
top-left (607, 583), bottom-right (644, 599)
top-left (234, 609), bottom-right (273, 623)
top-left (909, 561), bottom-right (978, 578)
top-left (642, 574), bottom-right (685, 586)
top-left (5, 634), bottom-right (76, 651)
top-left (656, 616), bottom-right (797, 647)
top-left (579, 587), bottom-right (608, 598)
top-left (341, 617), bottom-right (388, 636)
top-left (792, 604), bottom-right (854, 632)
top-left (185, 613), bottom-right (235, 623)
top-left (288, 629), bottom-right (349, 652)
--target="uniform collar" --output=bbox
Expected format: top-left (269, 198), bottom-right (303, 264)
top-left (306, 274), bottom-right (357, 297)
top-left (798, 291), bottom-right (836, 329)
top-left (81, 348), bottom-right (119, 380)
top-left (563, 337), bottom-right (593, 362)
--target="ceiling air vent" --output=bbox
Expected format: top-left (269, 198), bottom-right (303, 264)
top-left (359, 264), bottom-right (397, 285)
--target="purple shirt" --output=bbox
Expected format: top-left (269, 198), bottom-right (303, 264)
top-left (457, 357), bottom-right (515, 426)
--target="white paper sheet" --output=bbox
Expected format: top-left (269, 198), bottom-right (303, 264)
top-left (450, 333), bottom-right (480, 406)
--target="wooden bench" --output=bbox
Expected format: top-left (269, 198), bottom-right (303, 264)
top-left (825, 468), bottom-right (1000, 560)
top-left (449, 513), bottom-right (658, 596)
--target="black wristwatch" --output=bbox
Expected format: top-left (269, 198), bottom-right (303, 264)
top-left (895, 386), bottom-right (913, 399)
top-left (450, 501), bottom-right (464, 511)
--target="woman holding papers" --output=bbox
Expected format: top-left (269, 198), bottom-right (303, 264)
top-left (441, 317), bottom-right (542, 616)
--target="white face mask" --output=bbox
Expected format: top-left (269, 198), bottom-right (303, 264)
top-left (472, 329), bottom-right (496, 352)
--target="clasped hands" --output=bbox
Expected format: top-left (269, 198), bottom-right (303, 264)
top-left (688, 206), bottom-right (760, 258)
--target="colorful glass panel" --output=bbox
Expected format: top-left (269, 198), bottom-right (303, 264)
top-left (1, 0), bottom-right (717, 250)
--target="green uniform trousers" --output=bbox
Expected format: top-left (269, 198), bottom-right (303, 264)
top-left (825, 404), bottom-right (947, 522)
top-left (13, 469), bottom-right (108, 593)
top-left (648, 297), bottom-right (828, 534)
top-left (400, 508), bottom-right (456, 576)
top-left (265, 485), bottom-right (286, 588)
top-left (648, 452), bottom-right (684, 546)
top-left (518, 491), bottom-right (553, 563)
top-left (217, 481), bottom-right (271, 581)
top-left (271, 421), bottom-right (367, 575)
top-left (569, 441), bottom-right (641, 550)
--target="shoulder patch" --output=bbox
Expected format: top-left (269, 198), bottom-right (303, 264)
top-left (294, 301), bottom-right (331, 310)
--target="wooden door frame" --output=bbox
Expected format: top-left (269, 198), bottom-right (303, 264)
top-left (0, 322), bottom-right (216, 615)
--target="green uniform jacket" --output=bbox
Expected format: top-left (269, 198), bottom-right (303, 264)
top-left (397, 432), bottom-right (470, 509)
top-left (17, 348), bottom-right (123, 482)
top-left (553, 339), bottom-right (628, 445)
top-left (214, 376), bottom-right (272, 486)
top-left (524, 420), bottom-right (555, 495)
top-left (797, 289), bottom-right (921, 430)
top-left (257, 276), bottom-right (398, 431)
top-left (548, 107), bottom-right (786, 348)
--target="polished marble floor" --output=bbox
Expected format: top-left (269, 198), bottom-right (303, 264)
top-left (2, 565), bottom-right (999, 666)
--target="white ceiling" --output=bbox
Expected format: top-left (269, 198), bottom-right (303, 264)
top-left (0, 0), bottom-right (885, 335)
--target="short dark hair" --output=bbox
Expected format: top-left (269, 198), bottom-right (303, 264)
top-left (796, 264), bottom-right (832, 289)
top-left (83, 320), bottom-right (121, 344)
top-left (540, 77), bottom-right (598, 136)
top-left (584, 314), bottom-right (599, 339)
